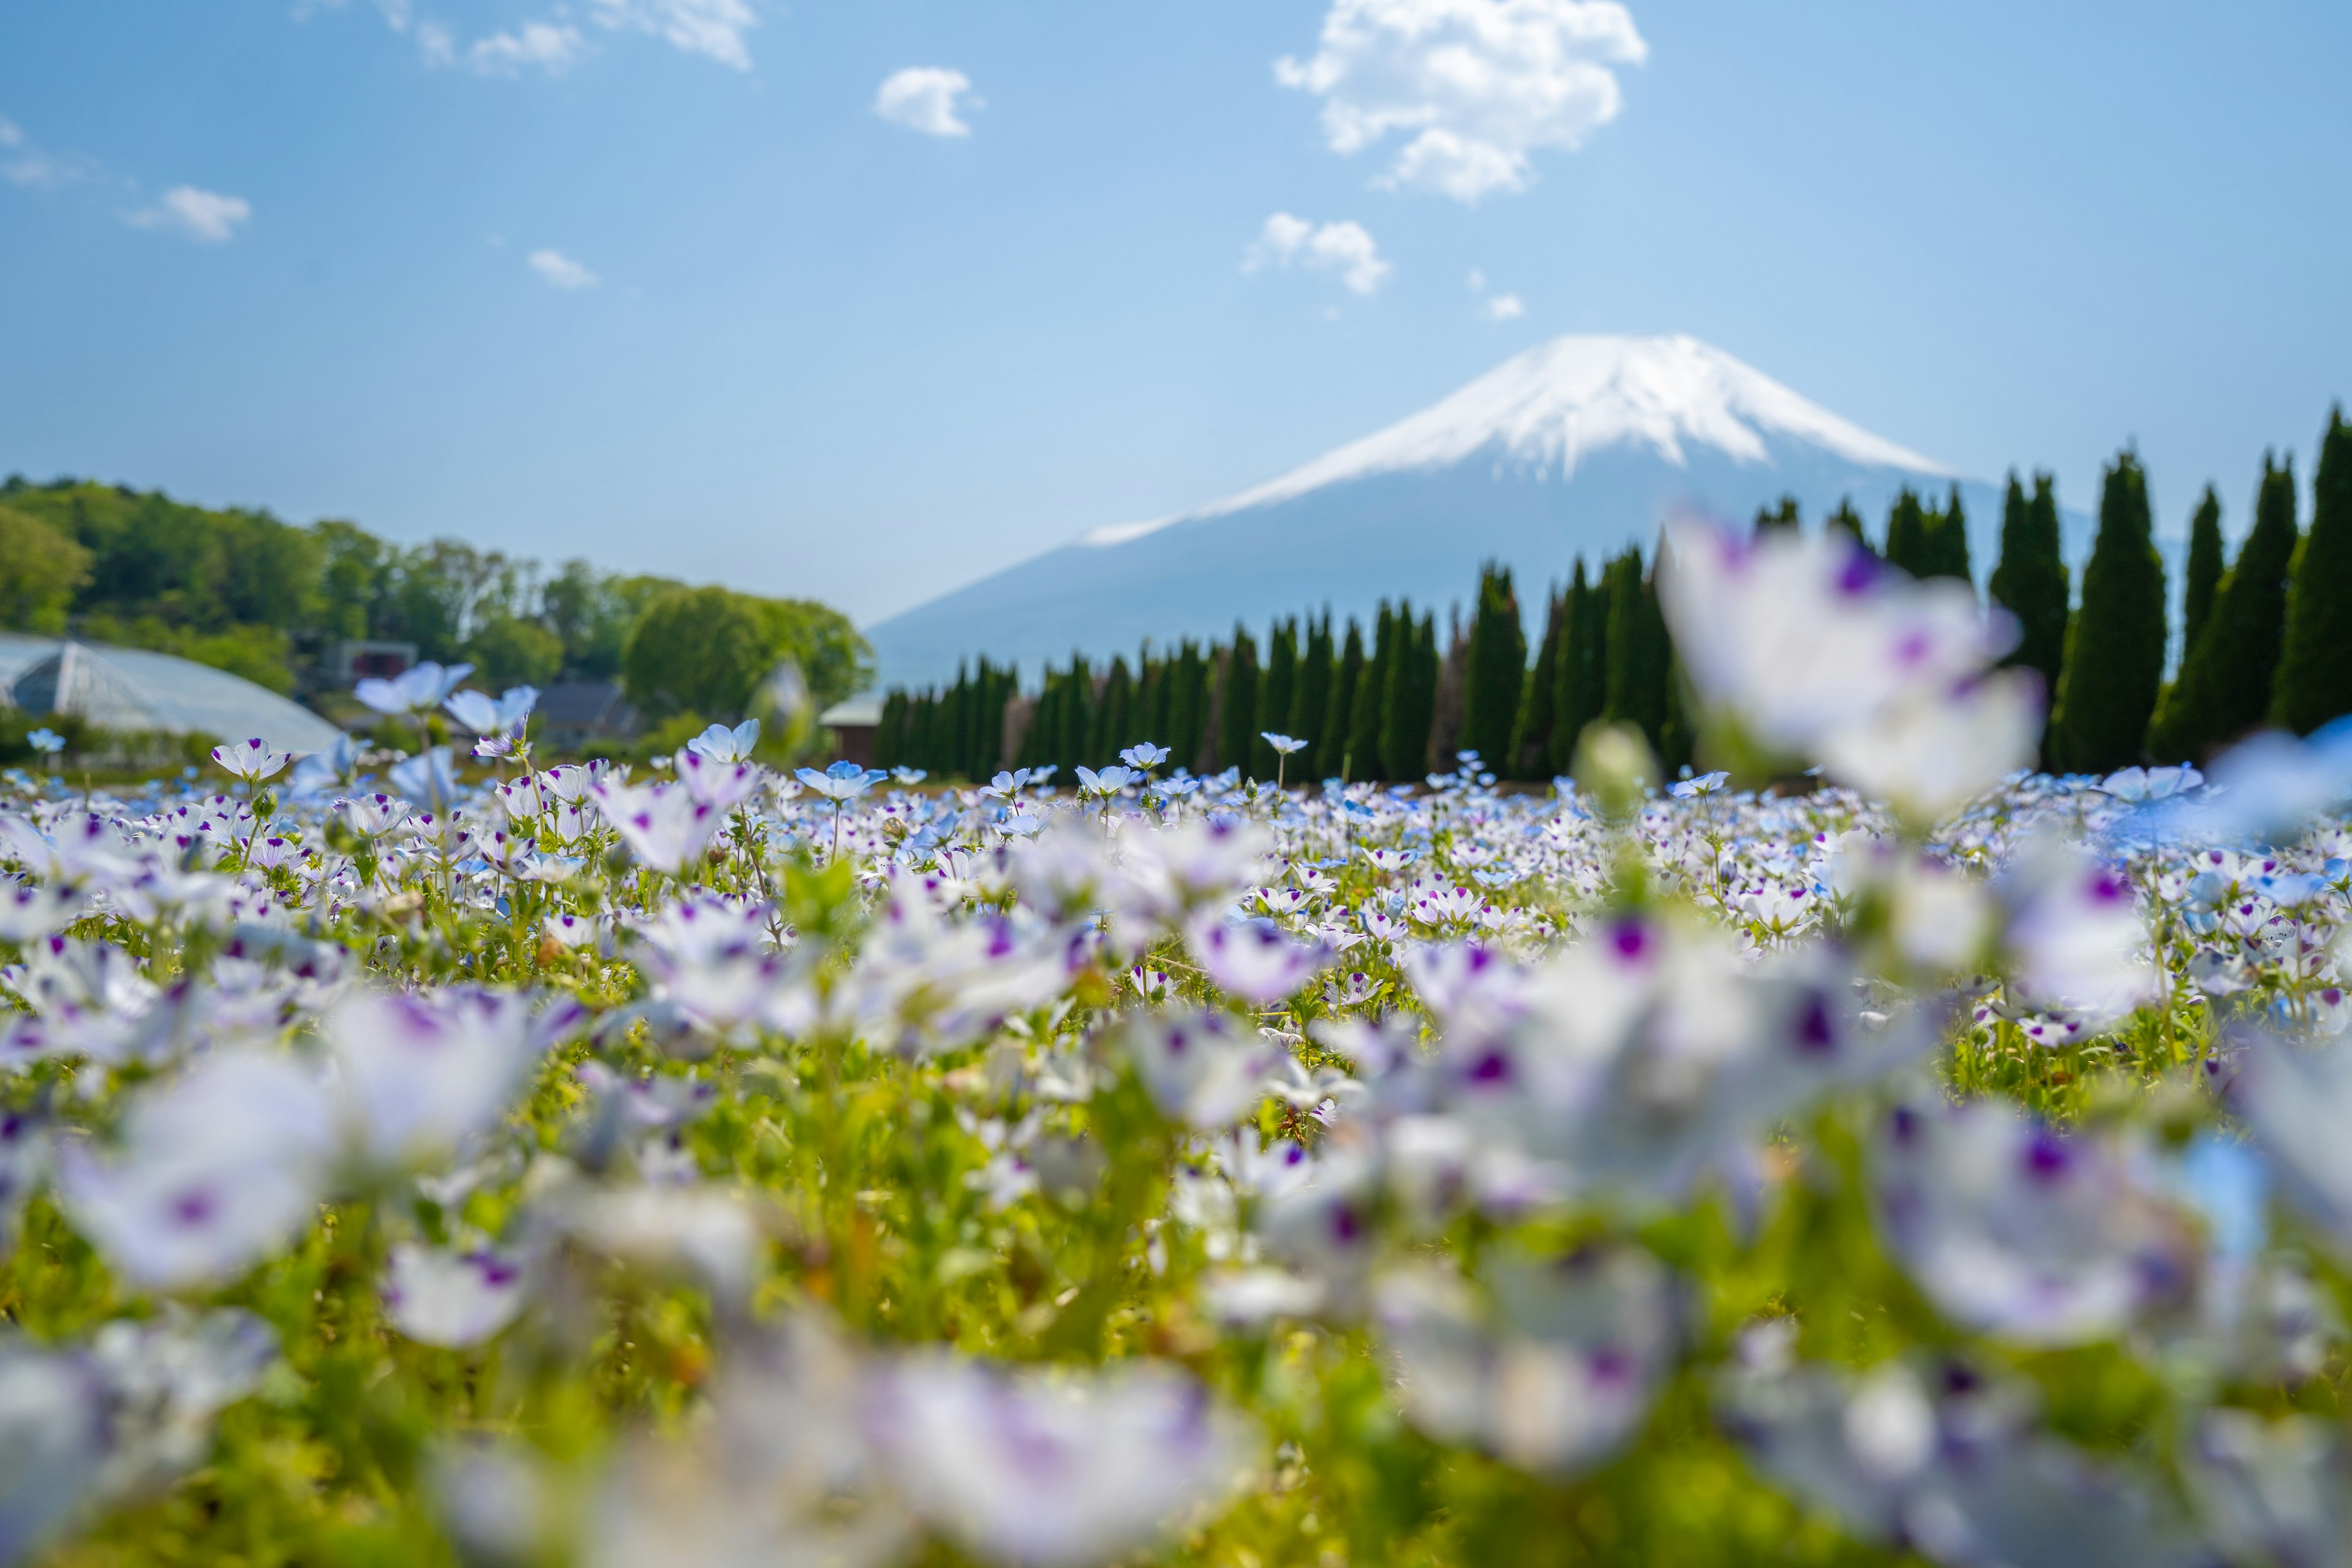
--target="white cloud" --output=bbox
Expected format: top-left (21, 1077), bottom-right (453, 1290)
top-left (1276, 0), bottom-right (1648, 203)
top-left (1245, 212), bottom-right (1391, 297)
top-left (527, 249), bottom-right (598, 289)
top-left (0, 116), bottom-right (20, 149)
top-left (421, 18), bottom-right (586, 75)
top-left (0, 115), bottom-right (81, 189)
top-left (875, 67), bottom-right (978, 137)
top-left (1467, 268), bottom-right (1523, 319)
top-left (589, 0), bottom-right (756, 71)
top-left (126, 186), bottom-right (252, 243)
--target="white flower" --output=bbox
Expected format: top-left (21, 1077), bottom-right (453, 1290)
top-left (356, 661), bottom-right (474, 715)
top-left (382, 1244), bottom-right (529, 1348)
top-left (685, 720), bottom-right (760, 763)
top-left (324, 989), bottom-right (579, 1174)
top-left (594, 778), bottom-right (723, 875)
top-left (209, 739), bottom-right (288, 783)
top-left (870, 1354), bottom-right (1254, 1568)
top-left (58, 1050), bottom-right (334, 1291)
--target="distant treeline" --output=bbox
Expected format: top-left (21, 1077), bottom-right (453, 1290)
top-left (877, 410), bottom-right (2352, 782)
top-left (0, 477), bottom-right (871, 717)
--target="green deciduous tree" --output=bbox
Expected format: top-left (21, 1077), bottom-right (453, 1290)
top-left (2272, 408), bottom-right (2352, 734)
top-left (0, 505), bottom-right (92, 634)
top-left (2051, 453), bottom-right (2168, 773)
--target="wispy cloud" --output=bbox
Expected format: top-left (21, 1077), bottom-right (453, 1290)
top-left (308, 0), bottom-right (755, 75)
top-left (528, 249), bottom-right (598, 289)
top-left (420, 18), bottom-right (586, 76)
top-left (589, 0), bottom-right (756, 71)
top-left (0, 113), bottom-right (85, 189)
top-left (1278, 0), bottom-right (1648, 203)
top-left (126, 186), bottom-right (252, 243)
top-left (875, 68), bottom-right (978, 137)
top-left (1245, 213), bottom-right (1390, 297)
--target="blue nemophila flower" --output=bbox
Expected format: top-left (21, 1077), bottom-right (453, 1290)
top-left (287, 733), bottom-right (361, 799)
top-left (891, 766), bottom-right (929, 784)
top-left (1074, 764), bottom-right (1133, 798)
top-left (1668, 771), bottom-right (1730, 799)
top-left (25, 727), bottom-right (64, 756)
top-left (1260, 732), bottom-right (1306, 755)
top-left (389, 746), bottom-right (459, 809)
top-left (795, 760), bottom-right (886, 801)
top-left (355, 660), bottom-right (473, 716)
top-left (978, 767), bottom-right (1036, 799)
top-left (443, 685), bottom-right (539, 737)
top-left (210, 738), bottom-right (287, 784)
top-left (1119, 742), bottom-right (1170, 771)
top-left (684, 718), bottom-right (760, 764)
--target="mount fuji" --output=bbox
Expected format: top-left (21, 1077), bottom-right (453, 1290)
top-left (865, 334), bottom-right (2077, 688)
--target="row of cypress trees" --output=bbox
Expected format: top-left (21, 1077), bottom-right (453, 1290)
top-left (872, 407), bottom-right (2352, 783)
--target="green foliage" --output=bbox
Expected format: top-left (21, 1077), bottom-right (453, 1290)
top-left (2151, 455), bottom-right (2299, 761)
top-left (1752, 495), bottom-right (1800, 535)
top-left (2180, 484), bottom-right (2225, 654)
top-left (1218, 628), bottom-right (1260, 776)
top-left (1823, 498), bottom-right (1870, 555)
top-left (1381, 606), bottom-right (1437, 781)
top-left (1988, 472), bottom-right (2071, 756)
top-left (1257, 619), bottom-right (1299, 778)
top-left (1461, 563), bottom-right (1526, 774)
top-left (466, 612), bottom-right (566, 690)
top-left (1287, 614), bottom-right (1335, 781)
top-left (1348, 604), bottom-right (1395, 781)
top-left (621, 585), bottom-right (871, 722)
top-left (1551, 560), bottom-right (1607, 775)
top-left (1602, 549), bottom-right (1669, 757)
top-left (2051, 453), bottom-right (2168, 773)
top-left (0, 503), bottom-right (92, 633)
top-left (1881, 489), bottom-right (1928, 578)
top-left (2272, 407), bottom-right (2352, 734)
top-left (1509, 585), bottom-right (1565, 780)
top-left (1321, 619), bottom-right (1365, 781)
top-left (80, 616), bottom-right (300, 695)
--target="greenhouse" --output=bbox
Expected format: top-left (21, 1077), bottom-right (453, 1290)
top-left (0, 635), bottom-right (342, 753)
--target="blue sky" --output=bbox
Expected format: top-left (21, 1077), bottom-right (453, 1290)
top-left (3, 1), bottom-right (2348, 627)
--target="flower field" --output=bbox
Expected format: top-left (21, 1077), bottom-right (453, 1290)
top-left (3, 522), bottom-right (2350, 1567)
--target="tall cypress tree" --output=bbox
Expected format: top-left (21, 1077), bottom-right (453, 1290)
top-left (1510, 585), bottom-right (1565, 778)
top-left (2152, 454), bottom-right (2300, 760)
top-left (1171, 641), bottom-right (1208, 772)
top-left (1550, 559), bottom-right (1607, 773)
top-left (1932, 484), bottom-right (1973, 587)
top-left (1218, 629), bottom-right (1260, 777)
top-left (2180, 485), bottom-right (2225, 655)
top-left (1256, 619), bottom-right (1298, 777)
top-left (1092, 656), bottom-right (1134, 766)
top-left (1460, 562), bottom-right (1526, 770)
top-left (1988, 472), bottom-right (2070, 745)
top-left (1825, 497), bottom-right (1872, 556)
top-left (1324, 619), bottom-right (1364, 777)
top-left (1289, 612), bottom-right (1334, 780)
top-left (2272, 408), bottom-right (2352, 734)
top-left (2051, 452), bottom-right (2168, 773)
top-left (1382, 607), bottom-right (1436, 782)
top-left (1602, 548), bottom-right (1668, 752)
top-left (1754, 496), bottom-right (1800, 535)
top-left (1349, 602), bottom-right (1395, 780)
top-left (1883, 489), bottom-right (1929, 578)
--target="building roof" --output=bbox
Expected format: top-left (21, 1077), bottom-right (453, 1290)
top-left (819, 695), bottom-right (882, 728)
top-left (3, 638), bottom-right (344, 754)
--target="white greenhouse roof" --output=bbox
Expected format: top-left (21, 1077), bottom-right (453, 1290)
top-left (819, 695), bottom-right (882, 727)
top-left (3, 638), bottom-right (343, 754)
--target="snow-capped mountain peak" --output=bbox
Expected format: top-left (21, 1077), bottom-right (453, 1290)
top-left (1084, 333), bottom-right (1946, 548)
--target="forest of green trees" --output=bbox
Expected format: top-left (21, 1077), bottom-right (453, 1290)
top-left (876, 408), bottom-right (2352, 783)
top-left (0, 477), bottom-right (872, 720)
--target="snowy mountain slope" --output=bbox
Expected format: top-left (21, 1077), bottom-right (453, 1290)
top-left (866, 334), bottom-right (2078, 688)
